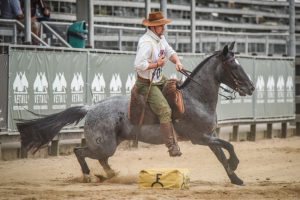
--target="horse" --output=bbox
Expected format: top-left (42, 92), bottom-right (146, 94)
top-left (16, 42), bottom-right (255, 185)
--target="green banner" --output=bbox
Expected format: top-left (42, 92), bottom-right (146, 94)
top-left (8, 50), bottom-right (87, 130)
top-left (5, 48), bottom-right (295, 131)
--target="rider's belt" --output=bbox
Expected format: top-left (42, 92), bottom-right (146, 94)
top-left (137, 74), bottom-right (150, 84)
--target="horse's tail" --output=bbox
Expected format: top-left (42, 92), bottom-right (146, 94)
top-left (16, 106), bottom-right (89, 154)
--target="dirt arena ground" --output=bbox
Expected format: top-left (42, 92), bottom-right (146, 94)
top-left (0, 137), bottom-right (300, 200)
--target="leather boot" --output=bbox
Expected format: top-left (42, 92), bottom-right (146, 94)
top-left (160, 123), bottom-right (182, 157)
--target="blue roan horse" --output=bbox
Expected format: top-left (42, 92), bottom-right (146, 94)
top-left (17, 42), bottom-right (254, 185)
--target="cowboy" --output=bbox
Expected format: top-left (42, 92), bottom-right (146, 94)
top-left (134, 11), bottom-right (184, 157)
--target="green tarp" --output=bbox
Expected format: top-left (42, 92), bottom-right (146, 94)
top-left (5, 48), bottom-right (294, 130)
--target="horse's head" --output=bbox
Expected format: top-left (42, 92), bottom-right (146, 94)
top-left (218, 42), bottom-right (255, 96)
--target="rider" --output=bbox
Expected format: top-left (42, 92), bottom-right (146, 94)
top-left (134, 11), bottom-right (184, 157)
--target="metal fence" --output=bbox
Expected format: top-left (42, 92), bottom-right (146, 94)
top-left (0, 44), bottom-right (294, 131)
top-left (1, 19), bottom-right (300, 56)
top-left (0, 44), bottom-right (296, 160)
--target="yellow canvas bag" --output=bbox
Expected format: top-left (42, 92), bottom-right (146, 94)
top-left (138, 168), bottom-right (190, 189)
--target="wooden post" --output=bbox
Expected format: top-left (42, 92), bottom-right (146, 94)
top-left (297, 122), bottom-right (300, 136)
top-left (81, 138), bottom-right (86, 147)
top-left (215, 127), bottom-right (220, 137)
top-left (0, 142), bottom-right (2, 160)
top-left (266, 123), bottom-right (273, 139)
top-left (232, 125), bottom-right (239, 141)
top-left (20, 144), bottom-right (28, 159)
top-left (50, 140), bottom-right (59, 156)
top-left (281, 122), bottom-right (287, 138)
top-left (248, 124), bottom-right (256, 141)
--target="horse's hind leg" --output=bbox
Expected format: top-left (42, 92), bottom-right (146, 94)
top-left (209, 145), bottom-right (244, 185)
top-left (74, 146), bottom-right (96, 182)
top-left (99, 158), bottom-right (118, 179)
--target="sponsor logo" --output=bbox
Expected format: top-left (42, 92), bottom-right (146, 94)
top-left (0, 109), bottom-right (3, 122)
top-left (181, 75), bottom-right (186, 83)
top-left (52, 73), bottom-right (67, 109)
top-left (91, 73), bottom-right (106, 103)
top-left (256, 75), bottom-right (265, 104)
top-left (125, 73), bottom-right (136, 95)
top-left (276, 76), bottom-right (285, 103)
top-left (266, 76), bottom-right (275, 103)
top-left (169, 73), bottom-right (178, 79)
top-left (33, 72), bottom-right (49, 110)
top-left (243, 74), bottom-right (252, 103)
top-left (110, 73), bottom-right (122, 96)
top-left (13, 72), bottom-right (29, 110)
top-left (71, 72), bottom-right (84, 106)
top-left (286, 76), bottom-right (294, 103)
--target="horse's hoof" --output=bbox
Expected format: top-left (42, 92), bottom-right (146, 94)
top-left (82, 174), bottom-right (91, 183)
top-left (230, 176), bottom-right (244, 186)
top-left (95, 174), bottom-right (109, 182)
top-left (228, 157), bottom-right (239, 171)
top-left (105, 169), bottom-right (119, 179)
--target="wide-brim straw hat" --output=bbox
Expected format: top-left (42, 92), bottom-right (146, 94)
top-left (142, 11), bottom-right (172, 27)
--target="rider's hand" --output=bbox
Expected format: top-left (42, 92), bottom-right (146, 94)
top-left (176, 62), bottom-right (184, 71)
top-left (157, 55), bottom-right (166, 68)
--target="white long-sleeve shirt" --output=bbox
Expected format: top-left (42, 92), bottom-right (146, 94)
top-left (134, 29), bottom-right (176, 83)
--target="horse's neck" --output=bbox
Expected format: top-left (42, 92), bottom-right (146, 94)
top-left (183, 59), bottom-right (220, 111)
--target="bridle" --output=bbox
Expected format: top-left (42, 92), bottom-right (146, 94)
top-left (178, 56), bottom-right (240, 100)
top-left (221, 56), bottom-right (244, 98)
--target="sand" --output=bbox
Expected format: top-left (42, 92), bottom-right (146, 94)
top-left (0, 137), bottom-right (300, 200)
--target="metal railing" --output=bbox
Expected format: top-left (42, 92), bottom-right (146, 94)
top-left (1, 19), bottom-right (299, 55)
top-left (0, 19), bottom-right (48, 46)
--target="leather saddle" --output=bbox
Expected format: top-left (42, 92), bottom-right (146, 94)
top-left (128, 79), bottom-right (185, 125)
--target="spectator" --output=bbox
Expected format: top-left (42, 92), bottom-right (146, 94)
top-left (20, 0), bottom-right (50, 37)
top-left (0, 0), bottom-right (24, 20)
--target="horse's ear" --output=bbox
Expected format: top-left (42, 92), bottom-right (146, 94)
top-left (222, 45), bottom-right (229, 56)
top-left (229, 42), bottom-right (235, 51)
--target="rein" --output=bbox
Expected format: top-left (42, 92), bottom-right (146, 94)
top-left (179, 65), bottom-right (237, 100)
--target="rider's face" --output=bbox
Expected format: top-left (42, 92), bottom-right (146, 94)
top-left (151, 25), bottom-right (165, 37)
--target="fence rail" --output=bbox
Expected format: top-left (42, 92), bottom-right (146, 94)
top-left (1, 19), bottom-right (300, 55)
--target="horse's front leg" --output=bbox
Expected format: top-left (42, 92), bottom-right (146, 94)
top-left (209, 145), bottom-right (244, 185)
top-left (204, 134), bottom-right (239, 171)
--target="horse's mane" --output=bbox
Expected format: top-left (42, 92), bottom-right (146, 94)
top-left (179, 51), bottom-right (220, 89)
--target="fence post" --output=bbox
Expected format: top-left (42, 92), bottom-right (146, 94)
top-left (266, 123), bottom-right (273, 138)
top-left (50, 139), bottom-right (59, 156)
top-left (248, 124), bottom-right (256, 141)
top-left (118, 29), bottom-right (123, 51)
top-left (281, 122), bottom-right (287, 138)
top-left (295, 56), bottom-right (300, 136)
top-left (297, 122), bottom-right (300, 136)
top-left (0, 142), bottom-right (2, 160)
top-left (232, 125), bottom-right (239, 141)
top-left (215, 127), bottom-right (220, 137)
top-left (20, 144), bottom-right (28, 158)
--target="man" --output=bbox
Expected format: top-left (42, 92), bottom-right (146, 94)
top-left (0, 0), bottom-right (24, 20)
top-left (134, 11), bottom-right (183, 157)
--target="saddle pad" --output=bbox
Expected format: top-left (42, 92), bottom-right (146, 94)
top-left (138, 168), bottom-right (190, 189)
